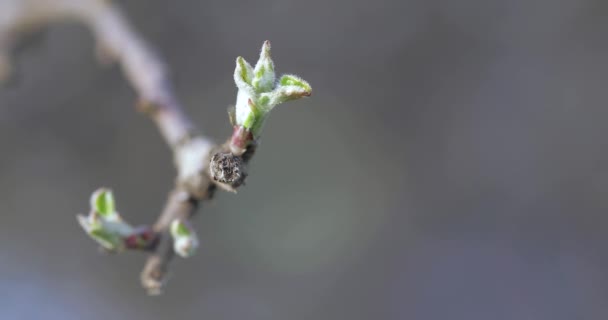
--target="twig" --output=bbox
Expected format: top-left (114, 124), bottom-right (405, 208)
top-left (3, 0), bottom-right (310, 294)
top-left (0, 0), bottom-right (234, 294)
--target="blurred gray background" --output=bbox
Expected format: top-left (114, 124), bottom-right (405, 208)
top-left (1, 0), bottom-right (608, 319)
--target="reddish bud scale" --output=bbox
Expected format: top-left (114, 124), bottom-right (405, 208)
top-left (124, 227), bottom-right (157, 249)
top-left (124, 234), bottom-right (140, 248)
top-left (230, 126), bottom-right (254, 156)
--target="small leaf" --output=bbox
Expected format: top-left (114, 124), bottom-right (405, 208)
top-left (91, 188), bottom-right (115, 218)
top-left (241, 99), bottom-right (262, 130)
top-left (89, 228), bottom-right (123, 251)
top-left (234, 56), bottom-right (254, 90)
top-left (252, 41), bottom-right (275, 92)
top-left (77, 214), bottom-right (125, 251)
top-left (77, 214), bottom-right (96, 231)
top-left (279, 74), bottom-right (312, 93)
top-left (277, 85), bottom-right (312, 101)
top-left (260, 84), bottom-right (312, 110)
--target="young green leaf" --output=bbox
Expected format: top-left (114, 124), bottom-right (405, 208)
top-left (252, 41), bottom-right (275, 92)
top-left (279, 74), bottom-right (312, 93)
top-left (89, 227), bottom-right (123, 251)
top-left (77, 213), bottom-right (128, 251)
top-left (234, 56), bottom-right (254, 90)
top-left (91, 188), bottom-right (116, 218)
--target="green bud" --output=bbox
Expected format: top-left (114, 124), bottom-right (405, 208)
top-left (77, 212), bottom-right (133, 251)
top-left (77, 189), bottom-right (134, 251)
top-left (170, 219), bottom-right (198, 258)
top-left (231, 41), bottom-right (312, 140)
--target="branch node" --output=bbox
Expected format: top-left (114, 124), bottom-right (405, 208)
top-left (174, 138), bottom-right (216, 198)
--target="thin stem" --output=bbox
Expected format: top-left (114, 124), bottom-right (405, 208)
top-left (140, 189), bottom-right (199, 294)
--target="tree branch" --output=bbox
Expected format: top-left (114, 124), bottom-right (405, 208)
top-left (1, 0), bottom-right (227, 293)
top-left (3, 0), bottom-right (310, 294)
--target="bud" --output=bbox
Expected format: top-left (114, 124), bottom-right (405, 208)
top-left (170, 219), bottom-right (199, 258)
top-left (77, 188), bottom-right (134, 251)
top-left (230, 41), bottom-right (312, 148)
top-left (77, 213), bottom-right (121, 250)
